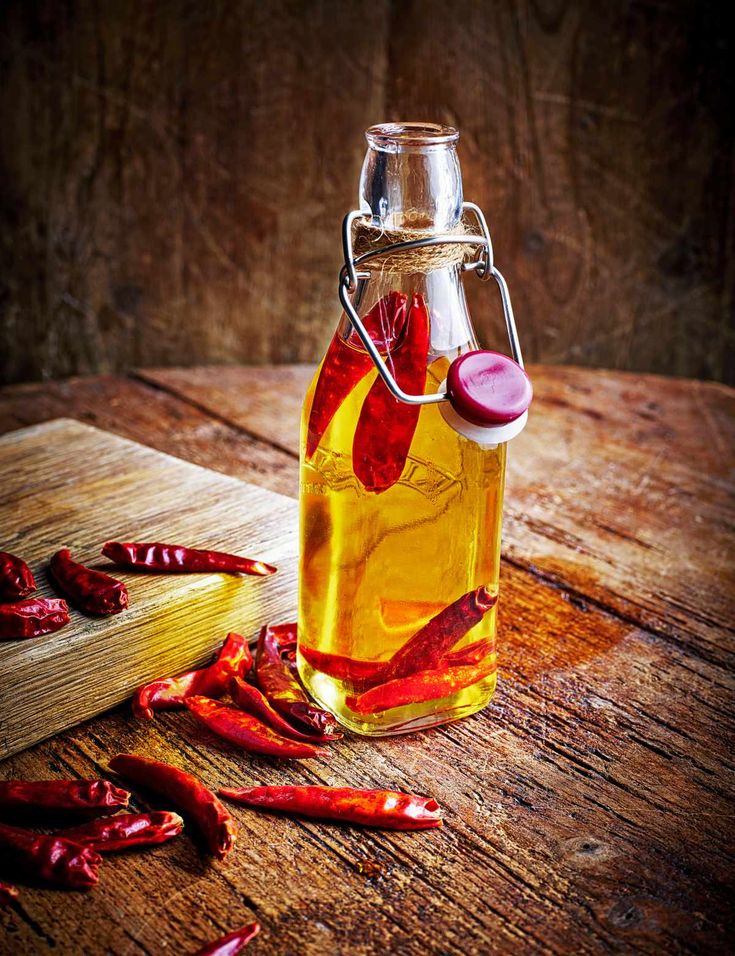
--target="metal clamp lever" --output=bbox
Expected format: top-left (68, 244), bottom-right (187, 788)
top-left (338, 201), bottom-right (524, 407)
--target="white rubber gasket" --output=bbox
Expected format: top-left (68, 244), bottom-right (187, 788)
top-left (437, 379), bottom-right (529, 447)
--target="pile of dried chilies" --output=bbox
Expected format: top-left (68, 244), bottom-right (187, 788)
top-left (131, 626), bottom-right (340, 758)
top-left (0, 776), bottom-right (182, 901)
top-left (0, 540), bottom-right (277, 640)
top-left (0, 767), bottom-right (260, 952)
top-left (0, 619), bottom-right (447, 952)
top-left (0, 548), bottom-right (70, 638)
top-left (126, 624), bottom-right (444, 826)
top-left (126, 620), bottom-right (448, 824)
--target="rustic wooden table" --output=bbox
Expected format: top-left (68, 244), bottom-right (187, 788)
top-left (0, 365), bottom-right (732, 956)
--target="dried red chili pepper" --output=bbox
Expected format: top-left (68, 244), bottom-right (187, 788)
top-left (133, 632), bottom-right (253, 719)
top-left (0, 550), bottom-right (36, 601)
top-left (352, 292), bottom-right (430, 493)
top-left (185, 697), bottom-right (329, 759)
top-left (298, 645), bottom-right (388, 687)
top-left (347, 662), bottom-right (496, 714)
top-left (219, 785), bottom-right (443, 830)
top-left (108, 754), bottom-right (236, 860)
top-left (0, 779), bottom-right (130, 816)
top-left (255, 622), bottom-right (338, 736)
top-left (443, 637), bottom-right (495, 667)
top-left (49, 548), bottom-right (128, 615)
top-left (0, 597), bottom-right (69, 639)
top-left (102, 541), bottom-right (276, 577)
top-left (60, 810), bottom-right (184, 853)
top-left (0, 821), bottom-right (101, 889)
top-left (194, 921), bottom-right (261, 956)
top-left (230, 677), bottom-right (342, 743)
top-left (0, 882), bottom-right (19, 907)
top-left (306, 291), bottom-right (409, 459)
top-left (382, 585), bottom-right (497, 682)
top-left (299, 639), bottom-right (495, 689)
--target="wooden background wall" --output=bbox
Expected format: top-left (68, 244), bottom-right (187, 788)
top-left (1, 0), bottom-right (732, 386)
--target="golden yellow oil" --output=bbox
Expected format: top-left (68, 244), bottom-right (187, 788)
top-left (297, 354), bottom-right (506, 735)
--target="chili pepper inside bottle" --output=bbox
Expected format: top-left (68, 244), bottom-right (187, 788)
top-left (298, 123), bottom-right (531, 735)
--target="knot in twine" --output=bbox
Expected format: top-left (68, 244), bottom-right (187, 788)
top-left (352, 217), bottom-right (482, 274)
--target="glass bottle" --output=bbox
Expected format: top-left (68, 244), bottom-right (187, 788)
top-left (297, 122), bottom-right (530, 735)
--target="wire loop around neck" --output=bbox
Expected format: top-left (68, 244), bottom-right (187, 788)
top-left (337, 200), bottom-right (524, 408)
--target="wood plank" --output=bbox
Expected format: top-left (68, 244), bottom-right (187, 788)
top-left (136, 365), bottom-right (313, 459)
top-left (0, 367), bottom-right (732, 955)
top-left (0, 374), bottom-right (298, 497)
top-left (0, 419), bottom-right (297, 757)
top-left (142, 364), bottom-right (735, 663)
top-left (0, 564), bottom-right (731, 955)
top-left (1, 3), bottom-right (732, 385)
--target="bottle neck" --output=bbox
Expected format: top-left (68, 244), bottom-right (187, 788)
top-left (347, 123), bottom-right (477, 358)
top-left (359, 123), bottom-right (463, 232)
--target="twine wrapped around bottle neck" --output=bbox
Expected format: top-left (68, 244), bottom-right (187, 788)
top-left (352, 217), bottom-right (478, 274)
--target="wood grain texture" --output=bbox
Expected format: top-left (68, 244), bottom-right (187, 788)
top-left (142, 363), bottom-right (735, 663)
top-left (0, 1), bottom-right (732, 385)
top-left (0, 365), bottom-right (733, 955)
top-left (0, 419), bottom-right (297, 758)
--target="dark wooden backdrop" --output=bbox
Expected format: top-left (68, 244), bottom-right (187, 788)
top-left (1, 0), bottom-right (733, 386)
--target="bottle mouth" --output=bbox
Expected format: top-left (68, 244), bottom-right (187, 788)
top-left (366, 122), bottom-right (459, 153)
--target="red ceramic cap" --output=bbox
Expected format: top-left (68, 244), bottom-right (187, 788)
top-left (446, 350), bottom-right (533, 427)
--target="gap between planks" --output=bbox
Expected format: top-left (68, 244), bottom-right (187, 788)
top-left (501, 554), bottom-right (733, 673)
top-left (130, 370), bottom-right (300, 460)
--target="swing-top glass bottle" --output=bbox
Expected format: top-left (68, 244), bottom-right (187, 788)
top-left (297, 123), bottom-right (531, 735)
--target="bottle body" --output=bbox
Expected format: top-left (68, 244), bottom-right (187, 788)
top-left (298, 347), bottom-right (506, 734)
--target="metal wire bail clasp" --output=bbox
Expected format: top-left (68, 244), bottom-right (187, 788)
top-left (338, 202), bottom-right (524, 407)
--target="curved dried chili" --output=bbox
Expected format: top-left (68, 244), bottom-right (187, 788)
top-left (0, 551), bottom-right (36, 601)
top-left (102, 541), bottom-right (276, 577)
top-left (347, 662), bottom-right (496, 714)
top-left (194, 921), bottom-right (261, 956)
top-left (382, 585), bottom-right (497, 682)
top-left (185, 697), bottom-right (328, 759)
top-left (49, 548), bottom-right (128, 615)
top-left (108, 754), bottom-right (236, 860)
top-left (133, 632), bottom-right (253, 719)
top-left (352, 292), bottom-right (430, 493)
top-left (230, 677), bottom-right (342, 743)
top-left (0, 598), bottom-right (69, 639)
top-left (306, 291), bottom-right (409, 459)
top-left (298, 644), bottom-right (388, 686)
top-left (255, 622), bottom-right (338, 736)
top-left (60, 810), bottom-right (184, 853)
top-left (0, 821), bottom-right (101, 889)
top-left (0, 779), bottom-right (130, 816)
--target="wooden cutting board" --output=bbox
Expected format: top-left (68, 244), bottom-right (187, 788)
top-left (0, 418), bottom-right (298, 758)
